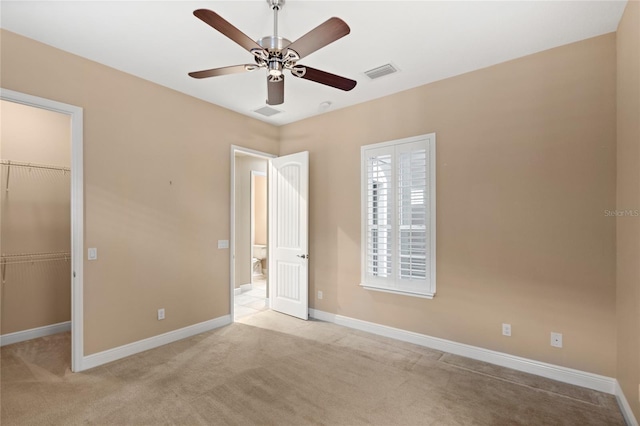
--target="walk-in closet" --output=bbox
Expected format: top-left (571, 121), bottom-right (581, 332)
top-left (0, 100), bottom-right (72, 346)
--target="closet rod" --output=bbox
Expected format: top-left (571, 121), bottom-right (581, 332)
top-left (1, 160), bottom-right (70, 193)
top-left (2, 251), bottom-right (71, 263)
top-left (1, 251), bottom-right (71, 259)
top-left (2, 257), bottom-right (70, 266)
top-left (1, 252), bottom-right (71, 263)
top-left (0, 160), bottom-right (71, 172)
top-left (1, 252), bottom-right (71, 282)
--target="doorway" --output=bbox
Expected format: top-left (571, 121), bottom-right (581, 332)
top-left (230, 146), bottom-right (275, 320)
top-left (230, 146), bottom-right (310, 322)
top-left (0, 89), bottom-right (83, 372)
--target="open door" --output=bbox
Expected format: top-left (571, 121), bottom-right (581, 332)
top-left (268, 151), bottom-right (309, 320)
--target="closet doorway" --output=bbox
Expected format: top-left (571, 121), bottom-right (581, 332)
top-left (0, 89), bottom-right (83, 372)
top-left (230, 146), bottom-right (275, 320)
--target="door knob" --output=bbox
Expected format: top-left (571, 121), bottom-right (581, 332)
top-left (296, 254), bottom-right (308, 259)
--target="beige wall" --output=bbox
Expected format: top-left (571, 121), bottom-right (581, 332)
top-left (616, 0), bottom-right (640, 419)
top-left (1, 30), bottom-right (279, 354)
top-left (234, 155), bottom-right (267, 288)
top-left (0, 25), bottom-right (625, 381)
top-left (280, 34), bottom-right (617, 376)
top-left (0, 100), bottom-right (71, 334)
top-left (253, 175), bottom-right (267, 246)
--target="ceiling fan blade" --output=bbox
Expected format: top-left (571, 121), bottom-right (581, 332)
top-left (188, 64), bottom-right (258, 79)
top-left (267, 76), bottom-right (284, 106)
top-left (194, 9), bottom-right (264, 54)
top-left (285, 17), bottom-right (350, 60)
top-left (293, 66), bottom-right (357, 91)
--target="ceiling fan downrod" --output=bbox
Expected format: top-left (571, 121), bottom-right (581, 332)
top-left (270, 0), bottom-right (283, 38)
top-left (261, 0), bottom-right (290, 80)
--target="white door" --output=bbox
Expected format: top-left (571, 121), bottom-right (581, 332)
top-left (268, 151), bottom-right (309, 320)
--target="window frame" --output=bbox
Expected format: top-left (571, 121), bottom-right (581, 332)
top-left (360, 133), bottom-right (436, 299)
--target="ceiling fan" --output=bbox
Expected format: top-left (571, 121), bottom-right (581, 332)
top-left (188, 0), bottom-right (357, 106)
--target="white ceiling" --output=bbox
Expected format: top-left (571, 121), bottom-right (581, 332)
top-left (1, 1), bottom-right (627, 126)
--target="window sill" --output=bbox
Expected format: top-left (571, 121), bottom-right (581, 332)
top-left (360, 283), bottom-right (435, 299)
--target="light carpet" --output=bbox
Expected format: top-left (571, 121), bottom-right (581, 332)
top-left (1, 310), bottom-right (625, 425)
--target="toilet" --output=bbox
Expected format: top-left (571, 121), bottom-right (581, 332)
top-left (252, 257), bottom-right (262, 276)
top-left (252, 245), bottom-right (267, 277)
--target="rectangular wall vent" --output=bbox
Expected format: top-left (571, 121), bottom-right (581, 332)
top-left (253, 106), bottom-right (282, 117)
top-left (365, 63), bottom-right (398, 80)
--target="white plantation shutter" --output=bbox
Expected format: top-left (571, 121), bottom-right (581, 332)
top-left (361, 134), bottom-right (436, 298)
top-left (365, 147), bottom-right (394, 283)
top-left (398, 141), bottom-right (428, 284)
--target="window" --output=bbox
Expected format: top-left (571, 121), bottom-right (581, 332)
top-left (360, 133), bottom-right (436, 298)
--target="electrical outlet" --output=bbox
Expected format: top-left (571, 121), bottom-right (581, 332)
top-left (317, 290), bottom-right (323, 300)
top-left (551, 332), bottom-right (563, 348)
top-left (157, 308), bottom-right (165, 320)
top-left (502, 323), bottom-right (511, 337)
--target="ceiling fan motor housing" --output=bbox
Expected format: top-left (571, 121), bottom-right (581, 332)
top-left (256, 36), bottom-right (303, 81)
top-left (257, 36), bottom-right (291, 53)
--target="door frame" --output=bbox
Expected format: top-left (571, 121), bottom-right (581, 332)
top-left (0, 88), bottom-right (84, 372)
top-left (229, 145), bottom-right (276, 321)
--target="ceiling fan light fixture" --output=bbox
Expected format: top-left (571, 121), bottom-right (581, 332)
top-left (268, 61), bottom-right (283, 77)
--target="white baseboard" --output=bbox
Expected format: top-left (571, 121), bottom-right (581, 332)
top-left (309, 309), bottom-right (616, 395)
top-left (616, 380), bottom-right (639, 426)
top-left (0, 321), bottom-right (71, 347)
top-left (234, 283), bottom-right (253, 296)
top-left (80, 315), bottom-right (231, 371)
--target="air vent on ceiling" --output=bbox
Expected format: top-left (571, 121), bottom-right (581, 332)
top-left (364, 63), bottom-right (398, 80)
top-left (253, 106), bottom-right (282, 117)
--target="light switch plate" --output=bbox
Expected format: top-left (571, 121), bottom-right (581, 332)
top-left (88, 248), bottom-right (97, 260)
top-left (218, 240), bottom-right (229, 249)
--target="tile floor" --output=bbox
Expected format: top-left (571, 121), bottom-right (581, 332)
top-left (234, 276), bottom-right (268, 319)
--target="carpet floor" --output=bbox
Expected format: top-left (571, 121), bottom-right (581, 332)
top-left (1, 310), bottom-right (626, 425)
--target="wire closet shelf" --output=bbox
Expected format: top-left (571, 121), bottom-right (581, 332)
top-left (1, 159), bottom-right (71, 193)
top-left (1, 252), bottom-right (71, 283)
